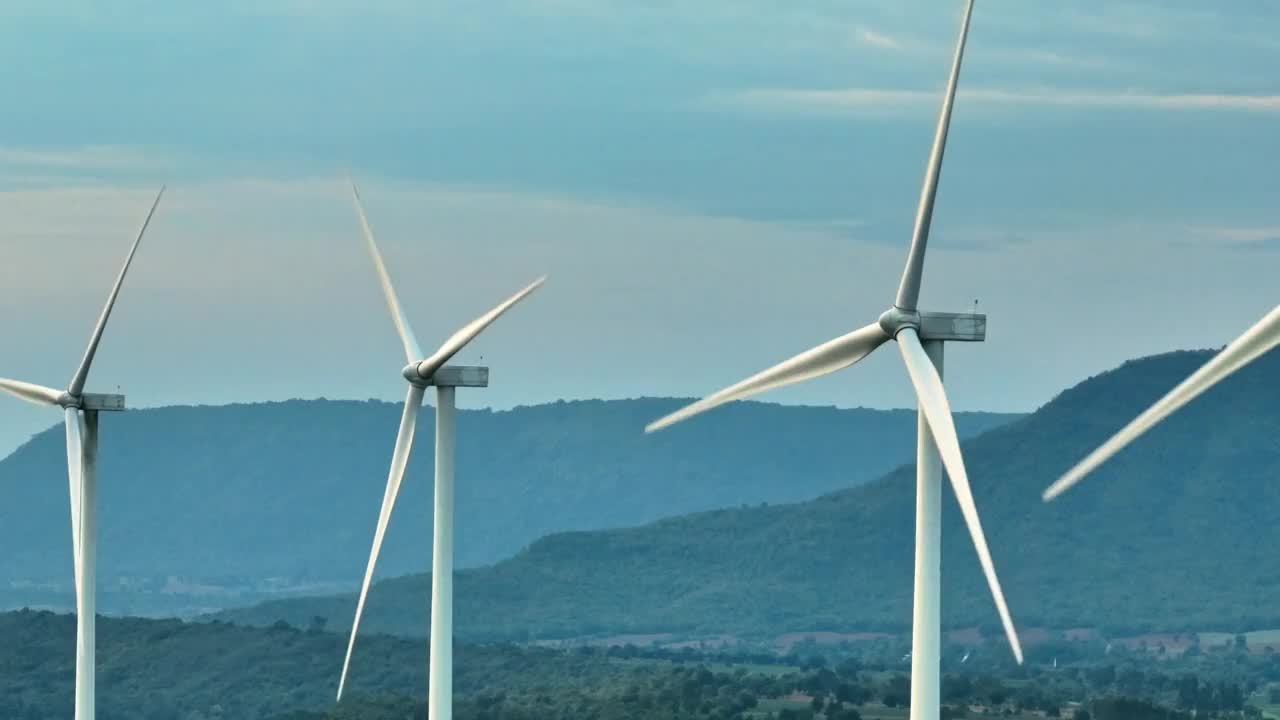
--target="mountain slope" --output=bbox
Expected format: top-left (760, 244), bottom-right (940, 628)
top-left (218, 348), bottom-right (1280, 639)
top-left (0, 397), bottom-right (1015, 614)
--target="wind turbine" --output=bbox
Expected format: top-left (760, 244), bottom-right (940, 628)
top-left (1043, 304), bottom-right (1279, 502)
top-left (336, 180), bottom-right (545, 720)
top-left (0, 187), bottom-right (165, 720)
top-left (645, 3), bottom-right (1022, 719)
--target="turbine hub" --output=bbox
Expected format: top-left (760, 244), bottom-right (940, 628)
top-left (402, 362), bottom-right (430, 387)
top-left (878, 306), bottom-right (922, 338)
top-left (57, 392), bottom-right (80, 409)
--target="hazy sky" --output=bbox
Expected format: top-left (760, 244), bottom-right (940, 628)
top-left (0, 0), bottom-right (1277, 455)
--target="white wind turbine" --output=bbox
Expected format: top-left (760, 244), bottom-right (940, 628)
top-left (0, 187), bottom-right (165, 720)
top-left (336, 181), bottom-right (545, 720)
top-left (645, 2), bottom-right (1022, 718)
top-left (1043, 304), bottom-right (1279, 502)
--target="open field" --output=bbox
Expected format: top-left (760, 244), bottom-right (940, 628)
top-left (534, 625), bottom-right (1280, 660)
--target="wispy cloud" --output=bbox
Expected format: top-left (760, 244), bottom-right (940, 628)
top-left (854, 26), bottom-right (903, 50)
top-left (708, 87), bottom-right (1280, 115)
top-left (791, 217), bottom-right (1034, 252)
top-left (0, 146), bottom-right (162, 171)
top-left (786, 217), bottom-right (880, 242)
top-left (1193, 226), bottom-right (1280, 252)
top-left (847, 21), bottom-right (1109, 70)
top-left (985, 47), bottom-right (1113, 71)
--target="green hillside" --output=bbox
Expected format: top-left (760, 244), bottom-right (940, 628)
top-left (0, 398), bottom-right (1015, 615)
top-left (217, 348), bottom-right (1280, 640)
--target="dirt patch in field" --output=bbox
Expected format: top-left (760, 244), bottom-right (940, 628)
top-left (947, 627), bottom-right (982, 644)
top-left (666, 635), bottom-right (739, 651)
top-left (533, 633), bottom-right (675, 648)
top-left (946, 626), bottom-right (1050, 647)
top-left (1113, 633), bottom-right (1197, 655)
top-left (1021, 628), bottom-right (1051, 645)
top-left (774, 631), bottom-right (893, 653)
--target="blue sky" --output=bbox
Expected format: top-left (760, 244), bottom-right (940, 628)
top-left (0, 0), bottom-right (1277, 455)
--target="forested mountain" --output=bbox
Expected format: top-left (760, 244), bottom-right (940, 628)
top-left (0, 398), bottom-right (1015, 615)
top-left (218, 348), bottom-right (1280, 640)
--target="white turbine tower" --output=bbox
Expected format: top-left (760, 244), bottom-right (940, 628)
top-left (1043, 304), bottom-right (1280, 502)
top-left (336, 181), bottom-right (545, 720)
top-left (0, 187), bottom-right (165, 720)
top-left (645, 3), bottom-right (1022, 718)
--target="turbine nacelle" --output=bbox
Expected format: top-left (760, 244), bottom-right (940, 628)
top-left (402, 364), bottom-right (491, 388)
top-left (63, 393), bottom-right (128, 411)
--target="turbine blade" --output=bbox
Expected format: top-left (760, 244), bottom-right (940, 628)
top-left (64, 408), bottom-right (83, 598)
top-left (417, 276), bottom-right (547, 378)
top-left (349, 179), bottom-right (425, 364)
top-left (0, 378), bottom-right (61, 406)
top-left (68, 187), bottom-right (164, 397)
top-left (1045, 304), bottom-right (1280, 502)
top-left (646, 322), bottom-right (889, 433)
top-left (337, 384), bottom-right (425, 701)
top-left (894, 0), bottom-right (975, 312)
top-left (897, 328), bottom-right (1023, 664)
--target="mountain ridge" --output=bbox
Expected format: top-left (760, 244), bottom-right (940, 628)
top-left (214, 347), bottom-right (1280, 639)
top-left (0, 396), bottom-right (1016, 615)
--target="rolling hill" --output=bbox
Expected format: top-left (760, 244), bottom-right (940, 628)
top-left (0, 397), bottom-right (1015, 615)
top-left (216, 347), bottom-right (1280, 641)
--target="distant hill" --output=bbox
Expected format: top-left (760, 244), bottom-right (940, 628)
top-left (217, 348), bottom-right (1280, 640)
top-left (0, 397), bottom-right (1015, 614)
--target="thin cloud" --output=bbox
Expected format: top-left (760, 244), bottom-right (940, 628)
top-left (708, 87), bottom-right (1280, 115)
top-left (854, 26), bottom-right (903, 50)
top-left (792, 217), bottom-right (1030, 252)
top-left (0, 146), bottom-right (166, 173)
top-left (787, 218), bottom-right (880, 242)
top-left (1194, 226), bottom-right (1280, 252)
top-left (847, 22), bottom-right (1108, 70)
top-left (986, 47), bottom-right (1113, 71)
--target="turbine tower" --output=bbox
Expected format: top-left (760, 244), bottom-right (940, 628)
top-left (337, 180), bottom-right (545, 720)
top-left (645, 3), bottom-right (1022, 718)
top-left (0, 187), bottom-right (165, 720)
top-left (1044, 304), bottom-right (1279, 502)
